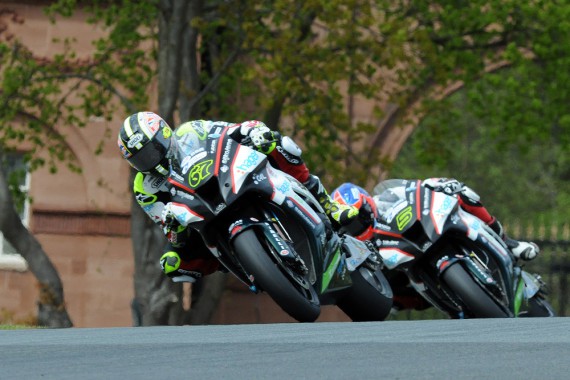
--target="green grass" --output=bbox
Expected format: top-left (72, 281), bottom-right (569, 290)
top-left (0, 324), bottom-right (40, 330)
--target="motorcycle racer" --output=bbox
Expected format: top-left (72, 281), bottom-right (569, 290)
top-left (332, 178), bottom-right (541, 311)
top-left (118, 111), bottom-right (358, 283)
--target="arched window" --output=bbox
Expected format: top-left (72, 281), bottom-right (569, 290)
top-left (0, 152), bottom-right (29, 271)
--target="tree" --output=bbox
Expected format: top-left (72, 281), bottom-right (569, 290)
top-left (0, 3), bottom-right (152, 326)
top-left (0, 8), bottom-right (79, 327)
top-left (390, 1), bottom-right (570, 225)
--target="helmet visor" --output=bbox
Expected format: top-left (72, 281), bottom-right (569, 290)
top-left (128, 136), bottom-right (171, 173)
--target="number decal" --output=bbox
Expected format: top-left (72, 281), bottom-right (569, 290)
top-left (396, 206), bottom-right (413, 230)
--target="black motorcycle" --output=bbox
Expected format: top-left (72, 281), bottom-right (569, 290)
top-left (164, 127), bottom-right (393, 322)
top-left (369, 179), bottom-right (555, 318)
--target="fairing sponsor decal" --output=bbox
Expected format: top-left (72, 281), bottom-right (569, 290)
top-left (378, 248), bottom-right (414, 270)
top-left (231, 145), bottom-right (265, 193)
top-left (168, 202), bottom-right (205, 227)
top-left (430, 192), bottom-right (457, 235)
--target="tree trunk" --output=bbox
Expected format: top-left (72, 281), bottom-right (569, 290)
top-left (0, 159), bottom-right (72, 328)
top-left (129, 170), bottom-right (184, 326)
top-left (130, 0), bottom-right (240, 326)
top-left (185, 272), bottom-right (228, 325)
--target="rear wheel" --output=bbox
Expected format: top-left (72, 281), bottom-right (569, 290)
top-left (442, 263), bottom-right (510, 318)
top-left (233, 229), bottom-right (321, 322)
top-left (337, 267), bottom-right (393, 322)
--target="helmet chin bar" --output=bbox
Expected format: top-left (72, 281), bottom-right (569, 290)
top-left (154, 162), bottom-right (169, 176)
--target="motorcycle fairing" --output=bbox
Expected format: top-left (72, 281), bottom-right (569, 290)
top-left (164, 202), bottom-right (205, 227)
top-left (265, 165), bottom-right (324, 229)
top-left (378, 248), bottom-right (414, 270)
top-left (520, 270), bottom-right (541, 299)
top-left (320, 234), bottom-right (352, 293)
top-left (429, 191), bottom-right (458, 235)
top-left (456, 208), bottom-right (514, 271)
top-left (230, 144), bottom-right (266, 194)
top-left (166, 133), bottom-right (280, 226)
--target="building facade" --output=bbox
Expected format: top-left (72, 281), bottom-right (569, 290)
top-left (0, 2), bottom-right (380, 327)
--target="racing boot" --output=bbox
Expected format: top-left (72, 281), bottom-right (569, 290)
top-left (506, 239), bottom-right (540, 261)
top-left (489, 219), bottom-right (540, 261)
top-left (304, 175), bottom-right (359, 227)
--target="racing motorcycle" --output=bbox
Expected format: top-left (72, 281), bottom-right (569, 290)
top-left (368, 179), bottom-right (555, 318)
top-left (163, 126), bottom-right (393, 322)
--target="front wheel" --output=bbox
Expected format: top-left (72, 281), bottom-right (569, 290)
top-left (233, 229), bottom-right (321, 322)
top-left (520, 297), bottom-right (556, 318)
top-left (442, 263), bottom-right (510, 318)
top-left (337, 267), bottom-right (393, 322)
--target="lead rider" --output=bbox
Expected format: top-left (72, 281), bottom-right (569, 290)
top-left (117, 111), bottom-right (358, 283)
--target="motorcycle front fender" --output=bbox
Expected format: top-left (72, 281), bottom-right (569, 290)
top-left (228, 218), bottom-right (301, 265)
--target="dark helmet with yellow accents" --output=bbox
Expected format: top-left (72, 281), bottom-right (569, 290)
top-left (117, 112), bottom-right (174, 177)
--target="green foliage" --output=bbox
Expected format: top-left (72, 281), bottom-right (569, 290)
top-left (3, 0), bottom-right (569, 195)
top-left (0, 2), bottom-right (155, 178)
top-left (393, 64), bottom-right (570, 224)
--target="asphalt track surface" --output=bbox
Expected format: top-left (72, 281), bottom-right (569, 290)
top-left (1, 318), bottom-right (569, 380)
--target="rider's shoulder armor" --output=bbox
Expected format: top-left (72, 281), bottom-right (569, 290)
top-left (133, 172), bottom-right (170, 224)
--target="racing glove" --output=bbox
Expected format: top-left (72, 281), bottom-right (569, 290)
top-left (159, 251), bottom-right (199, 283)
top-left (161, 204), bottom-right (186, 246)
top-left (239, 121), bottom-right (280, 154)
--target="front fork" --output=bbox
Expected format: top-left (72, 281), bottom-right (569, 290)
top-left (228, 217), bottom-right (308, 274)
top-left (437, 253), bottom-right (510, 314)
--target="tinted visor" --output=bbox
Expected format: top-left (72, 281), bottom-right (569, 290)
top-left (128, 136), bottom-right (171, 173)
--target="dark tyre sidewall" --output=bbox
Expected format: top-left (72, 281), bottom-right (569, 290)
top-left (442, 263), bottom-right (510, 318)
top-left (525, 297), bottom-right (556, 317)
top-left (337, 267), bottom-right (393, 322)
top-left (233, 229), bottom-right (321, 322)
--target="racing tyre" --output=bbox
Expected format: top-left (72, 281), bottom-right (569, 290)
top-left (337, 267), bottom-right (393, 322)
top-left (233, 229), bottom-right (321, 322)
top-left (520, 297), bottom-right (556, 318)
top-left (442, 262), bottom-right (510, 318)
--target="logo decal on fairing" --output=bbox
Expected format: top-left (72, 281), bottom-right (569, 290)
top-left (253, 173), bottom-right (267, 184)
top-left (232, 147), bottom-right (264, 193)
top-left (236, 150), bottom-right (260, 172)
top-left (276, 180), bottom-right (291, 194)
top-left (396, 206), bottom-right (413, 230)
top-left (222, 139), bottom-right (233, 165)
top-left (181, 150), bottom-right (207, 174)
top-left (379, 248), bottom-right (414, 269)
top-left (430, 192), bottom-right (458, 234)
top-left (188, 160), bottom-right (213, 187)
